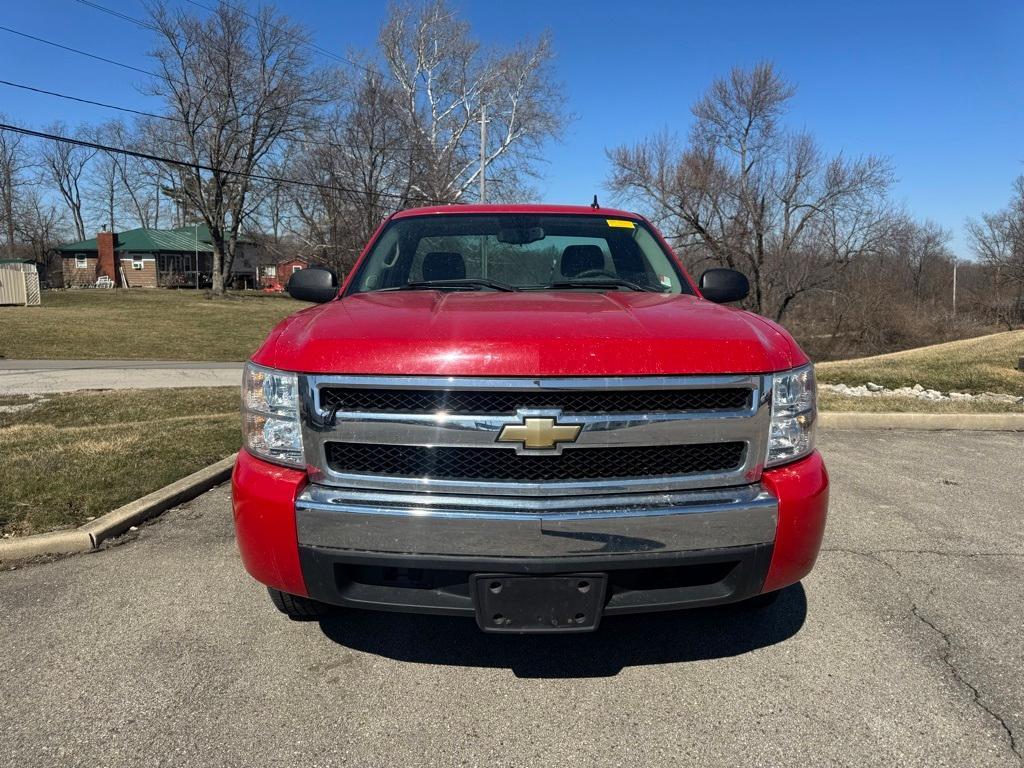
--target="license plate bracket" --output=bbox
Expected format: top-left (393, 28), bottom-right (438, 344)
top-left (471, 573), bottom-right (608, 633)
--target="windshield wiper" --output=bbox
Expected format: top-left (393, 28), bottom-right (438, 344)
top-left (397, 278), bottom-right (517, 292)
top-left (541, 278), bottom-right (662, 292)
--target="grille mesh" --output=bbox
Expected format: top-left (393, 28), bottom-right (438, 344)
top-left (320, 387), bottom-right (750, 415)
top-left (325, 441), bottom-right (745, 482)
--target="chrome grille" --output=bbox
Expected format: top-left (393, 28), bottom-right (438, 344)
top-left (300, 374), bottom-right (772, 495)
top-left (325, 441), bottom-right (746, 482)
top-left (319, 387), bottom-right (750, 414)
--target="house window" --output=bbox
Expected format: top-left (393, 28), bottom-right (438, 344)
top-left (264, 265), bottom-right (277, 278)
top-left (132, 258), bottom-right (144, 270)
top-left (292, 265), bottom-right (303, 274)
top-left (75, 254), bottom-right (87, 269)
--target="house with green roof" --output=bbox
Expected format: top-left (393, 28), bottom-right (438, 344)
top-left (56, 225), bottom-right (259, 288)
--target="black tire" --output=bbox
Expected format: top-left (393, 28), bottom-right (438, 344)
top-left (267, 587), bottom-right (334, 620)
top-left (735, 590), bottom-right (781, 612)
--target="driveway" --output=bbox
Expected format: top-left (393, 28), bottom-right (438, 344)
top-left (0, 359), bottom-right (242, 394)
top-left (1, 430), bottom-right (1021, 767)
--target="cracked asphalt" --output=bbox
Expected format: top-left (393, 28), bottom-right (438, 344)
top-left (1, 429), bottom-right (1022, 767)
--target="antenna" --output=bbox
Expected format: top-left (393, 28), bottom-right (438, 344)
top-left (591, 195), bottom-right (599, 210)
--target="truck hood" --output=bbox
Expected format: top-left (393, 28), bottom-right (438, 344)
top-left (253, 291), bottom-right (806, 376)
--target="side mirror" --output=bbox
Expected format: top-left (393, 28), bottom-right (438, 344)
top-left (287, 266), bottom-right (338, 303)
top-left (699, 268), bottom-right (749, 304)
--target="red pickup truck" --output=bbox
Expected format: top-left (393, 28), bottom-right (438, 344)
top-left (232, 204), bottom-right (828, 633)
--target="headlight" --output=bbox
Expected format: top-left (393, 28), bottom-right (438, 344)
top-left (242, 362), bottom-right (304, 467)
top-left (766, 364), bottom-right (816, 467)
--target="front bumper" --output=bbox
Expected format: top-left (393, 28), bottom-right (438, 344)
top-left (294, 483), bottom-right (778, 558)
top-left (232, 449), bottom-right (829, 616)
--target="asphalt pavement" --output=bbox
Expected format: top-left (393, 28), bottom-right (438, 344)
top-left (1, 430), bottom-right (1022, 767)
top-left (0, 359), bottom-right (242, 394)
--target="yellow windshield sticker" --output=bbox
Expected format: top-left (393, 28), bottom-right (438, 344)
top-left (606, 219), bottom-right (636, 229)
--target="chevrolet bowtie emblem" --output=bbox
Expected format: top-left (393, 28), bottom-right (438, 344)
top-left (497, 417), bottom-right (581, 451)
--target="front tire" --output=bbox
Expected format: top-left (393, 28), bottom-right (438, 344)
top-left (267, 587), bottom-right (334, 620)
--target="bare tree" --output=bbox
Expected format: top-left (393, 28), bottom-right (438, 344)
top-left (146, 1), bottom-right (327, 293)
top-left (130, 125), bottom-right (181, 229)
top-left (380, 0), bottom-right (565, 203)
top-left (85, 122), bottom-right (122, 233)
top-left (607, 62), bottom-right (894, 321)
top-left (967, 175), bottom-right (1024, 289)
top-left (38, 122), bottom-right (95, 242)
top-left (15, 186), bottom-right (68, 279)
top-left (0, 118), bottom-right (33, 257)
top-left (966, 176), bottom-right (1024, 325)
top-left (100, 120), bottom-right (159, 230)
top-left (1, 120), bottom-right (71, 273)
top-left (286, 68), bottom-right (415, 271)
top-left (277, 2), bottom-right (566, 270)
top-left (886, 217), bottom-right (954, 302)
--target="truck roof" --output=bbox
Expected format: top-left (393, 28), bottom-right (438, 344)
top-left (391, 203), bottom-right (643, 220)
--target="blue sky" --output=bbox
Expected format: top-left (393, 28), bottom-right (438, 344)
top-left (2, 0), bottom-right (1022, 258)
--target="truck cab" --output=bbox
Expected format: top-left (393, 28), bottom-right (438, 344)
top-left (232, 204), bottom-right (828, 633)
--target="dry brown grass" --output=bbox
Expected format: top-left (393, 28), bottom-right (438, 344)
top-left (817, 330), bottom-right (1024, 396)
top-left (0, 289), bottom-right (309, 361)
top-left (0, 388), bottom-right (240, 536)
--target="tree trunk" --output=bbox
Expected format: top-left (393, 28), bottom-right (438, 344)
top-left (211, 244), bottom-right (224, 294)
top-left (72, 206), bottom-right (85, 242)
top-left (3, 162), bottom-right (14, 258)
top-left (223, 238), bottom-right (237, 290)
top-left (774, 293), bottom-right (796, 322)
top-left (107, 175), bottom-right (115, 233)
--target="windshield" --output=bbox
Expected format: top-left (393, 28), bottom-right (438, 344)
top-left (347, 214), bottom-right (692, 294)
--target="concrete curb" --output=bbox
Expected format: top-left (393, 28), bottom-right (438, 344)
top-left (0, 530), bottom-right (94, 561)
top-left (0, 454), bottom-right (236, 563)
top-left (819, 412), bottom-right (1024, 431)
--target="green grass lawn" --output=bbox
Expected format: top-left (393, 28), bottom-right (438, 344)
top-left (816, 330), bottom-right (1024, 396)
top-left (0, 388), bottom-right (240, 536)
top-left (0, 289), bottom-right (310, 361)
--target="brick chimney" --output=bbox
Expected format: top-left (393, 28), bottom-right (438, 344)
top-left (95, 229), bottom-right (119, 286)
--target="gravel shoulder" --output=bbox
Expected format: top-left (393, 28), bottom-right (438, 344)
top-left (1, 430), bottom-right (1021, 767)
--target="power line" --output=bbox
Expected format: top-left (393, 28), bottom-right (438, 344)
top-left (0, 77), bottom-right (424, 154)
top-left (0, 22), bottom-right (423, 155)
top-left (0, 24), bottom-right (156, 79)
top-left (77, 0), bottom-right (385, 82)
top-left (72, 0), bottom-right (159, 32)
top-left (179, 0), bottom-right (384, 78)
top-left (2, 15), bottom-right (307, 105)
top-left (0, 79), bottom-right (173, 124)
top-left (0, 22), bottom-right (202, 101)
top-left (0, 122), bottom-right (448, 205)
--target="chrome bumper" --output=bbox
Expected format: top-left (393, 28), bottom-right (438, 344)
top-left (295, 483), bottom-right (778, 559)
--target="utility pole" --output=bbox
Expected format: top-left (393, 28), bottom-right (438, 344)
top-left (952, 258), bottom-right (958, 317)
top-left (479, 103), bottom-right (487, 204)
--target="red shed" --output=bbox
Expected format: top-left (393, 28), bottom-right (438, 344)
top-left (259, 256), bottom-right (312, 292)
